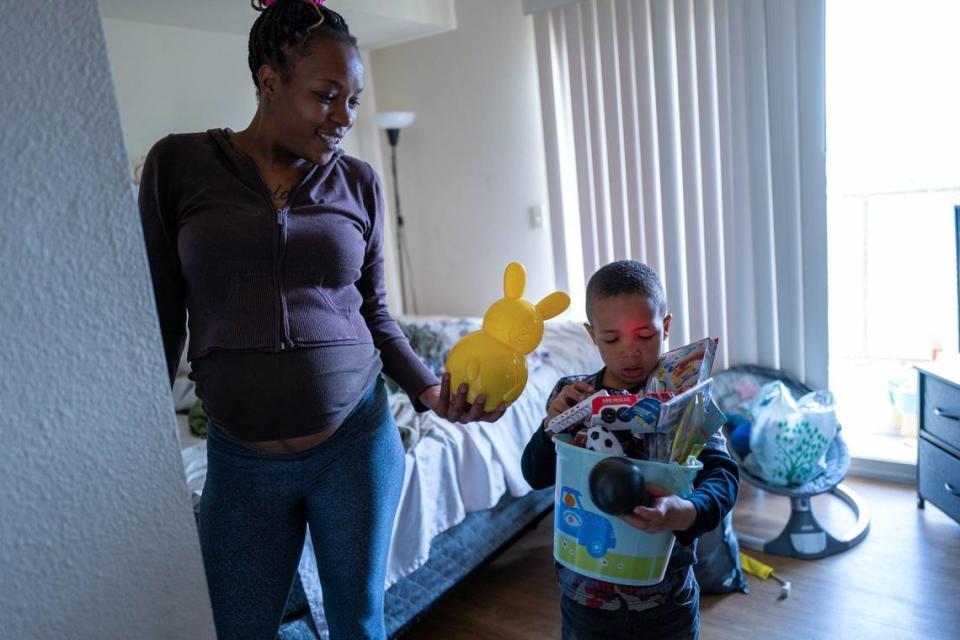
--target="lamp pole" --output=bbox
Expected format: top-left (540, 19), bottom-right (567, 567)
top-left (385, 128), bottom-right (409, 313)
top-left (376, 111), bottom-right (417, 315)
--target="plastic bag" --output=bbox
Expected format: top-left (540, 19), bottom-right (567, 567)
top-left (743, 381), bottom-right (837, 486)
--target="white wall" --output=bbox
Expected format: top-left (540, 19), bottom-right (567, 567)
top-left (354, 50), bottom-right (404, 312)
top-left (0, 3), bottom-right (215, 639)
top-left (371, 0), bottom-right (556, 316)
top-left (102, 18), bottom-right (257, 178)
top-left (99, 0), bottom-right (457, 48)
top-left (102, 16), bottom-right (371, 169)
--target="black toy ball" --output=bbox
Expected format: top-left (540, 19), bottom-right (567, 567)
top-left (588, 456), bottom-right (650, 516)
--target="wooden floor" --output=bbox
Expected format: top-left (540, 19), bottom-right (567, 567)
top-left (400, 478), bottom-right (960, 640)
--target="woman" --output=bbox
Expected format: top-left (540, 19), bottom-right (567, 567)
top-left (138, 1), bottom-right (504, 637)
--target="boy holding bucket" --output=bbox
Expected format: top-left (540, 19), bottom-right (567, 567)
top-left (521, 260), bottom-right (739, 640)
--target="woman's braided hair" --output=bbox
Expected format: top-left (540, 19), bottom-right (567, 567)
top-left (248, 0), bottom-right (357, 98)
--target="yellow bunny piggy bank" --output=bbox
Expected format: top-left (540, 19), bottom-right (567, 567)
top-left (445, 262), bottom-right (570, 412)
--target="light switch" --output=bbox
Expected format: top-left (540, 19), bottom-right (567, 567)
top-left (529, 205), bottom-right (544, 229)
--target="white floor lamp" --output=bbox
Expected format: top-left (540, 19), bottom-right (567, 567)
top-left (375, 111), bottom-right (417, 314)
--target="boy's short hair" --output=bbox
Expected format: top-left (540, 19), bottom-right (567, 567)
top-left (585, 260), bottom-right (667, 321)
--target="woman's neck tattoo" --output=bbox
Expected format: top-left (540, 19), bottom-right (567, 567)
top-left (270, 184), bottom-right (291, 206)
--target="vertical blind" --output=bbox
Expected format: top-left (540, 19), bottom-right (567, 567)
top-left (530, 0), bottom-right (828, 388)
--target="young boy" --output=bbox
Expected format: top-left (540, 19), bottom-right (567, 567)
top-left (521, 260), bottom-right (739, 640)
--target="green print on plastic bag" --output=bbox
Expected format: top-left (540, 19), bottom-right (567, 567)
top-left (771, 418), bottom-right (832, 484)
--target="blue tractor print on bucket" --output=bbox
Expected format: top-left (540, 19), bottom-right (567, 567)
top-left (556, 487), bottom-right (617, 558)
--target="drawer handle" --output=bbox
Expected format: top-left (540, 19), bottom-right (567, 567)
top-left (934, 407), bottom-right (960, 421)
top-left (947, 483), bottom-right (960, 497)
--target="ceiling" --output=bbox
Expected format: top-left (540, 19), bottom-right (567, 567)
top-left (98, 0), bottom-right (457, 49)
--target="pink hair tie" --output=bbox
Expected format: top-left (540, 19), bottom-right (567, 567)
top-left (265, 0), bottom-right (325, 6)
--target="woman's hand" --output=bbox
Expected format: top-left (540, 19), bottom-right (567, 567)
top-left (419, 373), bottom-right (507, 424)
top-left (620, 483), bottom-right (697, 534)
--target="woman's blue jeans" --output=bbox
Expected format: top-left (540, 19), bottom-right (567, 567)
top-left (198, 377), bottom-right (405, 640)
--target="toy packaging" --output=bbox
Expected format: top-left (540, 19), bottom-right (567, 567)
top-left (644, 337), bottom-right (718, 395)
top-left (550, 338), bottom-right (724, 464)
top-left (642, 379), bottom-right (714, 462)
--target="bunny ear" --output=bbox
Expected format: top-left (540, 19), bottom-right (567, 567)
top-left (503, 262), bottom-right (526, 299)
top-left (536, 291), bottom-right (570, 320)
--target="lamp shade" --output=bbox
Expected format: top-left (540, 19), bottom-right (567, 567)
top-left (375, 111), bottom-right (416, 130)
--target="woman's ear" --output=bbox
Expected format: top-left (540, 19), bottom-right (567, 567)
top-left (662, 313), bottom-right (672, 339)
top-left (258, 64), bottom-right (279, 100)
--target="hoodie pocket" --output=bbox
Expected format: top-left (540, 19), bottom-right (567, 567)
top-left (284, 279), bottom-right (360, 343)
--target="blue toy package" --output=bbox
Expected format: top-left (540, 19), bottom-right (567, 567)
top-left (620, 395), bottom-right (662, 431)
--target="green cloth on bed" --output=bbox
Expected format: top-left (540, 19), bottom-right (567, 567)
top-left (188, 399), bottom-right (208, 438)
top-left (386, 319), bottom-right (481, 393)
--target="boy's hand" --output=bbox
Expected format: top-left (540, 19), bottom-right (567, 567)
top-left (620, 483), bottom-right (697, 534)
top-left (545, 381), bottom-right (596, 422)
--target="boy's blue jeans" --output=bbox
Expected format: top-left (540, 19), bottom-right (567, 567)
top-left (198, 376), bottom-right (405, 640)
top-left (560, 568), bottom-right (701, 640)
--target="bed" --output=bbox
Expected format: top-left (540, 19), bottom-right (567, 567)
top-left (176, 317), bottom-right (602, 639)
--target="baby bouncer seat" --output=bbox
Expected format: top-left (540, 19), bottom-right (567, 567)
top-left (712, 365), bottom-right (870, 559)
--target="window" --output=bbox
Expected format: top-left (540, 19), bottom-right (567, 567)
top-left (827, 0), bottom-right (960, 463)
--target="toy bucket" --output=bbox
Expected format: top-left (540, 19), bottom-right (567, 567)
top-left (553, 434), bottom-right (702, 586)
